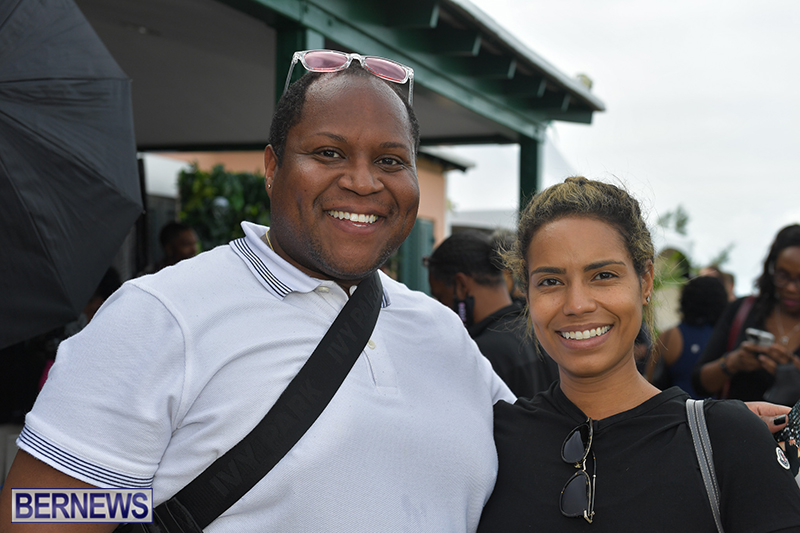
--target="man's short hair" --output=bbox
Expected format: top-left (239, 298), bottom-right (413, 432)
top-left (268, 64), bottom-right (420, 166)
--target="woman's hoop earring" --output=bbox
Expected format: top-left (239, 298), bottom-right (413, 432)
top-left (646, 295), bottom-right (651, 304)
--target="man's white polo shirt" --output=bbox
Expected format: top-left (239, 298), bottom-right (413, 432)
top-left (20, 221), bottom-right (514, 532)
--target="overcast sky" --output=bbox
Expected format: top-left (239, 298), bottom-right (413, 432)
top-left (440, 0), bottom-right (800, 297)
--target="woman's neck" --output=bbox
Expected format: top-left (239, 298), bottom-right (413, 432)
top-left (559, 359), bottom-right (661, 420)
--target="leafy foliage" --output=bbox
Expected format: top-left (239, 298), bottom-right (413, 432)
top-left (178, 164), bottom-right (270, 250)
top-left (653, 249), bottom-right (691, 292)
top-left (656, 205), bottom-right (690, 236)
top-left (706, 243), bottom-right (734, 269)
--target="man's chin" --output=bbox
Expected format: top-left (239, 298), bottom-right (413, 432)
top-left (319, 264), bottom-right (381, 285)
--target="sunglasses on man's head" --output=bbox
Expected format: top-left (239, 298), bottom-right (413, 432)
top-left (560, 418), bottom-right (596, 523)
top-left (283, 49), bottom-right (415, 104)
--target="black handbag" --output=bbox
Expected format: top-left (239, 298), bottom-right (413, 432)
top-left (115, 271), bottom-right (383, 532)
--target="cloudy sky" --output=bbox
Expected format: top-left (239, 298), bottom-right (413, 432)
top-left (441, 0), bottom-right (800, 296)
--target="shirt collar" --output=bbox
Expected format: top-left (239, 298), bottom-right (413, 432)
top-left (232, 221), bottom-right (390, 307)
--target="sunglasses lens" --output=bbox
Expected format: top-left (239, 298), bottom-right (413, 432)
top-left (363, 57), bottom-right (408, 82)
top-left (562, 424), bottom-right (590, 464)
top-left (303, 50), bottom-right (349, 70)
top-left (560, 471), bottom-right (590, 517)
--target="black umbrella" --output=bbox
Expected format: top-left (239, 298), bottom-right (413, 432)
top-left (0, 0), bottom-right (142, 349)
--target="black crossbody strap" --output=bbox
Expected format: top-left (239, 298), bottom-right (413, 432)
top-left (146, 271), bottom-right (383, 531)
top-left (686, 398), bottom-right (725, 533)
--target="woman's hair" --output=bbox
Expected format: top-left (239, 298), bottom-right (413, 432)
top-left (505, 176), bottom-right (655, 337)
top-left (681, 276), bottom-right (729, 327)
top-left (268, 63), bottom-right (420, 165)
top-left (753, 224), bottom-right (800, 320)
top-left (427, 230), bottom-right (505, 287)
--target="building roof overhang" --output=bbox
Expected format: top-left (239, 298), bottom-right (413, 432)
top-left (75, 0), bottom-right (604, 151)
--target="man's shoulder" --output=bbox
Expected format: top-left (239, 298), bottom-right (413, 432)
top-left (380, 273), bottom-right (453, 313)
top-left (379, 273), bottom-right (470, 333)
top-left (130, 244), bottom-right (255, 304)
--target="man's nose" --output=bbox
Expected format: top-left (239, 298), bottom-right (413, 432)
top-left (339, 158), bottom-right (384, 195)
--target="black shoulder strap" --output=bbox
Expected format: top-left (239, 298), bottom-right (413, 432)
top-left (144, 271), bottom-right (384, 532)
top-left (686, 398), bottom-right (725, 533)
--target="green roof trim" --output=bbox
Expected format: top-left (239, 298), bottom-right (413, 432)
top-left (221, 0), bottom-right (604, 142)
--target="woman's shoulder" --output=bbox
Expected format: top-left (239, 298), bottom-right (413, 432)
top-left (493, 384), bottom-right (586, 442)
top-left (702, 398), bottom-right (792, 473)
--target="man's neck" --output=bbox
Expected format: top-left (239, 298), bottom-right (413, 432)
top-left (471, 285), bottom-right (513, 324)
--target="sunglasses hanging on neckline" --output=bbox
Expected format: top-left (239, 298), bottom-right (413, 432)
top-left (560, 418), bottom-right (597, 523)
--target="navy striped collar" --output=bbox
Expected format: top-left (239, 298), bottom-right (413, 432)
top-left (231, 222), bottom-right (390, 307)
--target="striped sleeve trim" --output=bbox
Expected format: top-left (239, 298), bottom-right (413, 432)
top-left (17, 426), bottom-right (154, 488)
top-left (231, 237), bottom-right (292, 298)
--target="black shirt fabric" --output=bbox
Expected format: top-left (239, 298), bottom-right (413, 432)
top-left (468, 301), bottom-right (559, 398)
top-left (692, 297), bottom-right (800, 401)
top-left (478, 383), bottom-right (800, 532)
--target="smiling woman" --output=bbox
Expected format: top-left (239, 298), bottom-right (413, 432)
top-left (477, 177), bottom-right (800, 532)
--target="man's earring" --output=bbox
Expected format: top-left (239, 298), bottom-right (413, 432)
top-left (646, 295), bottom-right (651, 303)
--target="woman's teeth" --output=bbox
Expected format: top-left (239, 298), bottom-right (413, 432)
top-left (560, 326), bottom-right (611, 340)
top-left (328, 210), bottom-right (377, 223)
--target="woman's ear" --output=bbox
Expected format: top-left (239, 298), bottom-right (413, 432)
top-left (642, 260), bottom-right (655, 304)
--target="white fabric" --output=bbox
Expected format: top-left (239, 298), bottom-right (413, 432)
top-left (20, 221), bottom-right (514, 532)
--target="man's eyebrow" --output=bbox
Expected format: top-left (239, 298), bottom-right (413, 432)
top-left (379, 141), bottom-right (411, 150)
top-left (308, 134), bottom-right (410, 151)
top-left (584, 260), bottom-right (626, 271)
top-left (311, 132), bottom-right (347, 143)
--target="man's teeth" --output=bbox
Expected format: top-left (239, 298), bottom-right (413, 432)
top-left (328, 210), bottom-right (377, 223)
top-left (560, 326), bottom-right (611, 340)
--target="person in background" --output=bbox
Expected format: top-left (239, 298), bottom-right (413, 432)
top-left (477, 177), bottom-right (800, 532)
top-left (492, 228), bottom-right (527, 304)
top-left (699, 265), bottom-right (736, 302)
top-left (426, 230), bottom-right (558, 398)
top-left (693, 224), bottom-right (800, 403)
top-left (646, 275), bottom-right (729, 398)
top-left (138, 221), bottom-right (199, 275)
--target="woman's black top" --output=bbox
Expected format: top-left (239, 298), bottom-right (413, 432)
top-left (478, 383), bottom-right (800, 532)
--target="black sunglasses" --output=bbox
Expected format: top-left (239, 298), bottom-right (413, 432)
top-left (560, 418), bottom-right (596, 523)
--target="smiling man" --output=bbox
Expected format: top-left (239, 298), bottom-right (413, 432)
top-left (0, 54), bottom-right (513, 532)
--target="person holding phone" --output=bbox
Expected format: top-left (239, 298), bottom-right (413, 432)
top-left (477, 178), bottom-right (800, 532)
top-left (693, 224), bottom-right (800, 403)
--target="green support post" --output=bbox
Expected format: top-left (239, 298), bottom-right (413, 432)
top-left (274, 27), bottom-right (325, 103)
top-left (398, 218), bottom-right (434, 293)
top-left (518, 136), bottom-right (542, 211)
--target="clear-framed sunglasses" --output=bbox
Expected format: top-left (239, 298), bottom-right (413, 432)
top-left (283, 49), bottom-right (415, 104)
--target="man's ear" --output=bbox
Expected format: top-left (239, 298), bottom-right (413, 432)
top-left (453, 272), bottom-right (472, 300)
top-left (264, 145), bottom-right (278, 196)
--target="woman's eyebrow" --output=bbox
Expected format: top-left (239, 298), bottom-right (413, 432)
top-left (530, 266), bottom-right (565, 275)
top-left (584, 260), bottom-right (626, 272)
